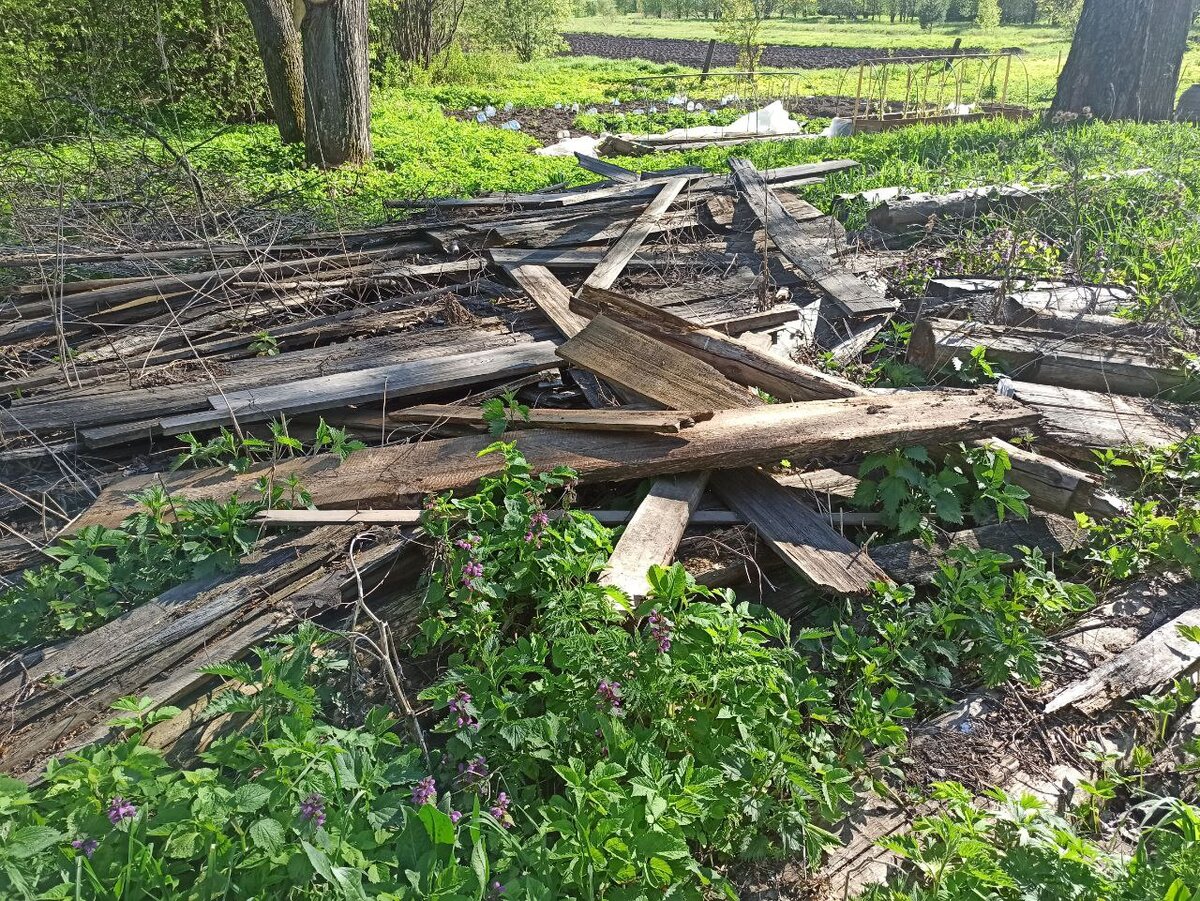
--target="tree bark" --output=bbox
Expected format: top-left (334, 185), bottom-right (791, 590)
top-left (301, 0), bottom-right (372, 167)
top-left (242, 0), bottom-right (307, 144)
top-left (1051, 0), bottom-right (1191, 121)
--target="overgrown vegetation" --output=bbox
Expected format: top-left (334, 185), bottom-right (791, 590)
top-left (0, 418), bottom-right (361, 650)
top-left (0, 442), bottom-right (1133, 898)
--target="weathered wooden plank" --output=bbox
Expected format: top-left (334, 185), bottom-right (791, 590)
top-left (599, 473), bottom-right (711, 603)
top-left (973, 437), bottom-right (1127, 518)
top-left (254, 507), bottom-right (743, 526)
top-left (506, 263), bottom-right (590, 335)
top-left (574, 153), bottom-right (639, 183)
top-left (161, 341), bottom-right (562, 432)
top-left (557, 314), bottom-right (756, 410)
top-left (574, 284), bottom-right (865, 401)
top-left (870, 514), bottom-right (1085, 584)
top-left (711, 468), bottom-right (890, 594)
top-left (73, 391), bottom-right (1040, 529)
top-left (910, 318), bottom-right (1189, 397)
top-left (728, 157), bottom-right (897, 317)
top-left (489, 247), bottom-right (724, 269)
top-left (585, 178), bottom-right (690, 292)
top-left (1046, 585), bottom-right (1200, 715)
top-left (389, 404), bottom-right (704, 433)
top-left (1004, 380), bottom-right (1196, 454)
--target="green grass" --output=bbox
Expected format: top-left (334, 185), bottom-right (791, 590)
top-left (565, 14), bottom-right (1071, 52)
top-left (5, 55), bottom-right (1200, 318)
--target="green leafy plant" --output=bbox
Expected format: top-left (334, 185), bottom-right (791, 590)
top-left (480, 391), bottom-right (531, 437)
top-left (853, 444), bottom-right (1030, 542)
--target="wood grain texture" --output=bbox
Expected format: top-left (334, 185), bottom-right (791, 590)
top-left (161, 341), bottom-right (562, 432)
top-left (72, 391), bottom-right (1040, 529)
top-left (729, 157), bottom-right (897, 317)
top-left (599, 472), bottom-right (710, 602)
top-left (711, 468), bottom-right (890, 594)
top-left (1046, 583), bottom-right (1200, 715)
top-left (388, 404), bottom-right (703, 433)
top-left (585, 177), bottom-right (690, 291)
top-left (910, 317), bottom-right (1188, 397)
top-left (557, 314), bottom-right (755, 410)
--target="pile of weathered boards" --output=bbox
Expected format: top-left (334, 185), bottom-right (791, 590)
top-left (1, 152), bottom-right (1197, 871)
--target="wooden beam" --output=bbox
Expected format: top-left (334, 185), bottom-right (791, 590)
top-left (488, 247), bottom-right (722, 270)
top-left (388, 404), bottom-right (705, 433)
top-left (574, 153), bottom-right (638, 183)
top-left (974, 437), bottom-right (1127, 518)
top-left (584, 178), bottom-right (690, 292)
top-left (574, 284), bottom-right (865, 401)
top-left (557, 314), bottom-right (756, 410)
top-left (1005, 381), bottom-right (1196, 455)
top-left (160, 341), bottom-right (562, 433)
top-left (73, 390), bottom-right (1040, 529)
top-left (1046, 584), bottom-right (1200, 715)
top-left (909, 317), bottom-right (1189, 397)
top-left (870, 514), bottom-right (1085, 584)
top-left (711, 468), bottom-right (890, 594)
top-left (728, 157), bottom-right (897, 317)
top-left (254, 507), bottom-right (743, 526)
top-left (599, 473), bottom-right (711, 603)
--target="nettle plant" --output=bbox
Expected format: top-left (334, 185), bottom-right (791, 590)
top-left (1081, 436), bottom-right (1200, 582)
top-left (0, 487), bottom-right (261, 650)
top-left (0, 627), bottom-right (509, 900)
top-left (864, 781), bottom-right (1200, 901)
top-left (416, 444), bottom-right (870, 896)
top-left (853, 444), bottom-right (1031, 543)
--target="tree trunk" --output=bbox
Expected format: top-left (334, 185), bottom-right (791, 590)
top-left (242, 0), bottom-right (306, 144)
top-left (1050, 0), bottom-right (1191, 121)
top-left (301, 0), bottom-right (372, 167)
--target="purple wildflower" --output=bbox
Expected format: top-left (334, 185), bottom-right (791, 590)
top-left (448, 689), bottom-right (478, 729)
top-left (457, 755), bottom-right (488, 789)
top-left (72, 837), bottom-right (99, 858)
top-left (412, 776), bottom-right (437, 806)
top-left (596, 679), bottom-right (622, 711)
top-left (461, 560), bottom-right (484, 587)
top-left (489, 791), bottom-right (513, 828)
top-left (646, 609), bottom-right (673, 653)
top-left (530, 511), bottom-right (549, 529)
top-left (450, 810), bottom-right (463, 824)
top-left (299, 793), bottom-right (326, 826)
top-left (491, 881), bottom-right (506, 897)
top-left (107, 797), bottom-right (136, 825)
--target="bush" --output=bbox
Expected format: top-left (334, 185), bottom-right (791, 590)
top-left (975, 0), bottom-right (1000, 28)
top-left (915, 0), bottom-right (950, 29)
top-left (464, 0), bottom-right (570, 62)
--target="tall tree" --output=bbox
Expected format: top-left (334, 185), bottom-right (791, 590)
top-left (1051, 0), bottom-right (1192, 121)
top-left (300, 0), bottom-right (372, 167)
top-left (241, 0), bottom-right (306, 144)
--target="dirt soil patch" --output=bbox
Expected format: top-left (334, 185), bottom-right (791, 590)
top-left (563, 33), bottom-right (997, 69)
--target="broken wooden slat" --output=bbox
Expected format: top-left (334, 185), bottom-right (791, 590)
top-left (254, 507), bottom-right (743, 527)
top-left (557, 315), bottom-right (755, 410)
top-left (74, 391), bottom-right (1040, 529)
top-left (1045, 584), bottom-right (1200, 715)
top-left (388, 404), bottom-right (704, 433)
top-left (585, 177), bottom-right (690, 292)
top-left (728, 157), bottom-right (897, 318)
top-left (711, 469), bottom-right (890, 595)
top-left (974, 437), bottom-right (1127, 518)
top-left (870, 514), bottom-right (1085, 584)
top-left (161, 341), bottom-right (562, 433)
top-left (574, 153), bottom-right (639, 183)
top-left (574, 284), bottom-right (865, 401)
top-left (1004, 380), bottom-right (1196, 455)
top-left (910, 318), bottom-right (1190, 397)
top-left (488, 247), bottom-right (722, 270)
top-left (599, 473), bottom-right (711, 603)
